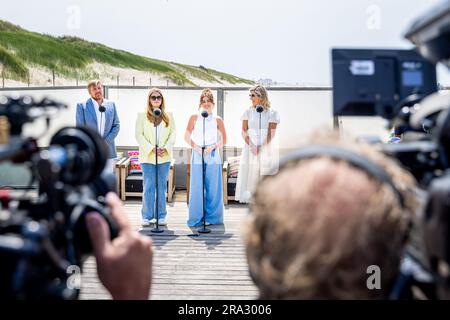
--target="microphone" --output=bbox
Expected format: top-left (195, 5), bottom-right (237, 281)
top-left (153, 108), bottom-right (162, 117)
top-left (98, 105), bottom-right (106, 137)
top-left (200, 108), bottom-right (209, 118)
top-left (256, 105), bottom-right (264, 113)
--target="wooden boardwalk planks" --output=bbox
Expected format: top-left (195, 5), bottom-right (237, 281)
top-left (79, 197), bottom-right (259, 300)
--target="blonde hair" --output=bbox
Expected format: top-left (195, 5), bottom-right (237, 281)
top-left (146, 88), bottom-right (170, 127)
top-left (198, 88), bottom-right (215, 109)
top-left (87, 79), bottom-right (102, 91)
top-left (245, 129), bottom-right (417, 299)
top-left (250, 85), bottom-right (271, 110)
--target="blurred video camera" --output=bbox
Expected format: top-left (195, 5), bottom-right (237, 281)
top-left (0, 95), bottom-right (118, 299)
top-left (332, 1), bottom-right (450, 299)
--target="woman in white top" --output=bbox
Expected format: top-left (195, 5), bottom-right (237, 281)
top-left (235, 85), bottom-right (280, 203)
top-left (184, 89), bottom-right (227, 227)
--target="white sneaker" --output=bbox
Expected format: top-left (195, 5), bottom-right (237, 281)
top-left (149, 218), bottom-right (156, 224)
top-left (141, 219), bottom-right (151, 227)
top-left (157, 219), bottom-right (167, 226)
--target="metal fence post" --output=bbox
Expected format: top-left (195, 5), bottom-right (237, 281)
top-left (333, 116), bottom-right (340, 130)
top-left (217, 88), bottom-right (225, 161)
top-left (104, 85), bottom-right (109, 100)
top-left (217, 89), bottom-right (224, 119)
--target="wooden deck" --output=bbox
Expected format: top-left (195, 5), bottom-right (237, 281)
top-left (79, 194), bottom-right (259, 300)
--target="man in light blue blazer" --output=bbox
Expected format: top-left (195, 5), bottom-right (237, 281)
top-left (76, 80), bottom-right (120, 173)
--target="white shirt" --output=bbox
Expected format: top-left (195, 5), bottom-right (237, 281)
top-left (191, 113), bottom-right (219, 147)
top-left (155, 122), bottom-right (162, 145)
top-left (92, 98), bottom-right (107, 137)
top-left (241, 107), bottom-right (280, 146)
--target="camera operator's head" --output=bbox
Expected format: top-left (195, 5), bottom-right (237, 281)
top-left (88, 80), bottom-right (104, 103)
top-left (245, 130), bottom-right (418, 299)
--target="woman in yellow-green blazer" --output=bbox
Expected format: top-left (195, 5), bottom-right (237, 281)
top-left (135, 88), bottom-right (176, 227)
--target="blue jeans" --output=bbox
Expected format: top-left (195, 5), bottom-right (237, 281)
top-left (141, 162), bottom-right (170, 220)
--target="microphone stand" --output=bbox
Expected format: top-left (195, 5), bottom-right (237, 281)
top-left (198, 109), bottom-right (211, 234)
top-left (99, 105), bottom-right (106, 137)
top-left (256, 105), bottom-right (264, 179)
top-left (99, 105), bottom-right (106, 171)
top-left (151, 108), bottom-right (163, 234)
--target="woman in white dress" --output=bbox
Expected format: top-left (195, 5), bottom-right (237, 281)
top-left (235, 85), bottom-right (280, 204)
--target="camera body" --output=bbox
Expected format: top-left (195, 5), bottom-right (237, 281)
top-left (332, 2), bottom-right (450, 299)
top-left (332, 48), bottom-right (437, 120)
top-left (0, 96), bottom-right (117, 299)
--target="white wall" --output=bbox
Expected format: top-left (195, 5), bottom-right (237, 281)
top-left (224, 90), bottom-right (335, 149)
top-left (338, 116), bottom-right (391, 143)
top-left (0, 88), bottom-right (83, 146)
top-left (0, 87), bottom-right (391, 149)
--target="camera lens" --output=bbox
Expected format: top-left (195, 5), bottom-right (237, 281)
top-left (47, 126), bottom-right (108, 185)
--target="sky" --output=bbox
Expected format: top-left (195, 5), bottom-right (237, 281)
top-left (0, 0), bottom-right (447, 85)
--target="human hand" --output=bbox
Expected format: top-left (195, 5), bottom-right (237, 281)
top-left (193, 145), bottom-right (203, 155)
top-left (204, 145), bottom-right (216, 155)
top-left (86, 192), bottom-right (153, 300)
top-left (250, 144), bottom-right (259, 156)
top-left (157, 148), bottom-right (167, 157)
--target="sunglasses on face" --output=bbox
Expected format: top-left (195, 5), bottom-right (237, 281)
top-left (150, 95), bottom-right (162, 101)
top-left (249, 93), bottom-right (260, 98)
